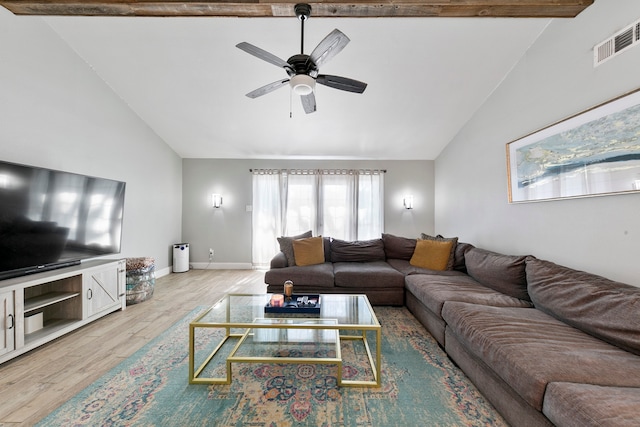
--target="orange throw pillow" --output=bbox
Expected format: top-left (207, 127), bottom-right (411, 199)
top-left (410, 239), bottom-right (454, 271)
top-left (292, 236), bottom-right (325, 266)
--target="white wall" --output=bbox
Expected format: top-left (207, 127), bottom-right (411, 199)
top-left (435, 1), bottom-right (640, 286)
top-left (182, 159), bottom-right (434, 265)
top-left (0, 9), bottom-right (183, 271)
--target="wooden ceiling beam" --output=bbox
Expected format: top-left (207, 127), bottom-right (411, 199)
top-left (0, 1), bottom-right (594, 18)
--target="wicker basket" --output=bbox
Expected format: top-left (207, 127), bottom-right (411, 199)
top-left (125, 257), bottom-right (155, 305)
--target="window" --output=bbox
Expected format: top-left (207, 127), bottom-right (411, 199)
top-left (251, 169), bottom-right (384, 266)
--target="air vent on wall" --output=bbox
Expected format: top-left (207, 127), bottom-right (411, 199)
top-left (594, 18), bottom-right (640, 66)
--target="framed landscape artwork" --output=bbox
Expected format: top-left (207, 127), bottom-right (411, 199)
top-left (507, 88), bottom-right (640, 203)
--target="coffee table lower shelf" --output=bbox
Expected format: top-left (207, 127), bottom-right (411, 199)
top-left (189, 318), bottom-right (381, 388)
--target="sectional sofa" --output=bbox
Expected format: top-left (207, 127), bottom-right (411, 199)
top-left (265, 233), bottom-right (640, 427)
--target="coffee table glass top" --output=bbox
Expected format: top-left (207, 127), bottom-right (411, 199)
top-left (193, 293), bottom-right (379, 328)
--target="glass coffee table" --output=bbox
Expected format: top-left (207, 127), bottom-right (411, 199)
top-left (188, 293), bottom-right (381, 387)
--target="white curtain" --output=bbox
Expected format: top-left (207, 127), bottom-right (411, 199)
top-left (251, 170), bottom-right (282, 267)
top-left (357, 171), bottom-right (384, 240)
top-left (251, 169), bottom-right (384, 266)
top-left (319, 171), bottom-right (357, 239)
top-left (283, 172), bottom-right (318, 236)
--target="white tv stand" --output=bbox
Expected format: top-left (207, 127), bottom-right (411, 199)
top-left (0, 259), bottom-right (126, 364)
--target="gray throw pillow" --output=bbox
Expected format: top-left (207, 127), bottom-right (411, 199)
top-left (277, 230), bottom-right (312, 266)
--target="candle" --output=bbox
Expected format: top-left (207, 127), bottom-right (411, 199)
top-left (270, 294), bottom-right (284, 307)
top-left (284, 280), bottom-right (294, 298)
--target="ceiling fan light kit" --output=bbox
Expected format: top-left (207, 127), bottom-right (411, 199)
top-left (236, 3), bottom-right (367, 114)
top-left (290, 74), bottom-right (315, 95)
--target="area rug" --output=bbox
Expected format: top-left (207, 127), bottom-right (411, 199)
top-left (37, 306), bottom-right (507, 426)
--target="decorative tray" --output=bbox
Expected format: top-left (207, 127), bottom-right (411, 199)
top-left (265, 294), bottom-right (321, 314)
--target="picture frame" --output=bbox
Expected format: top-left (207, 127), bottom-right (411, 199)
top-left (506, 88), bottom-right (640, 203)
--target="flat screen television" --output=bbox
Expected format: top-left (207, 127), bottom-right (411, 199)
top-left (0, 160), bottom-right (126, 281)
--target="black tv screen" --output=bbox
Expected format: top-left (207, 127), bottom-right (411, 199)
top-left (0, 160), bottom-right (126, 281)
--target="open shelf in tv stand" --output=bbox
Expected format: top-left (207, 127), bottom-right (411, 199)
top-left (0, 259), bottom-right (126, 364)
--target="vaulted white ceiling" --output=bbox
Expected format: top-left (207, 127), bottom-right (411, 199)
top-left (43, 15), bottom-right (550, 159)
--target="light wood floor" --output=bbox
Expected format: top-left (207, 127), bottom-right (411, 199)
top-left (0, 269), bottom-right (267, 426)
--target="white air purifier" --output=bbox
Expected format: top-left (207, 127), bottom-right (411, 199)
top-left (173, 243), bottom-right (189, 273)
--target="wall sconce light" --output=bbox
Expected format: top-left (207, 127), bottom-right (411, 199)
top-left (212, 194), bottom-right (223, 208)
top-left (403, 195), bottom-right (414, 210)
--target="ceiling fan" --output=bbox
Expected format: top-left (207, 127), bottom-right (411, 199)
top-left (236, 3), bottom-right (367, 114)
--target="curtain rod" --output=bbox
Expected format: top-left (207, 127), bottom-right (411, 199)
top-left (249, 169), bottom-right (387, 173)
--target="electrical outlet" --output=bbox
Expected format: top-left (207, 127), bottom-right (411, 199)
top-left (209, 248), bottom-right (214, 261)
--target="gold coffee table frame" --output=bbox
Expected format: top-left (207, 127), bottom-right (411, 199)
top-left (189, 294), bottom-right (381, 388)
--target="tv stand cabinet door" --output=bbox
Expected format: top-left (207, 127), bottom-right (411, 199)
top-left (0, 290), bottom-right (16, 356)
top-left (83, 264), bottom-right (120, 318)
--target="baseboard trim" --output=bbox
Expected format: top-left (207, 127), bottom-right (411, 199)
top-left (155, 266), bottom-right (172, 278)
top-left (188, 262), bottom-right (254, 270)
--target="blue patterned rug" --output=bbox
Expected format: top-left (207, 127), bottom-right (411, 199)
top-left (37, 306), bottom-right (507, 426)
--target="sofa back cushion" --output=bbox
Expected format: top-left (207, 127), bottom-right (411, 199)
top-left (453, 242), bottom-right (474, 272)
top-left (330, 238), bottom-right (386, 263)
top-left (465, 248), bottom-right (530, 301)
top-left (382, 233), bottom-right (416, 260)
top-left (526, 257), bottom-right (640, 356)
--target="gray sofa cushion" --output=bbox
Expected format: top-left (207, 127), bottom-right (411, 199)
top-left (382, 233), bottom-right (416, 260)
top-left (330, 238), bottom-right (385, 263)
top-left (264, 262), bottom-right (334, 288)
top-left (442, 302), bottom-right (640, 411)
top-left (333, 261), bottom-right (405, 289)
top-left (526, 256), bottom-right (640, 356)
top-left (277, 230), bottom-right (312, 266)
top-left (465, 248), bottom-right (530, 301)
top-left (387, 259), bottom-right (474, 276)
top-left (543, 382), bottom-right (640, 427)
top-left (405, 273), bottom-right (532, 318)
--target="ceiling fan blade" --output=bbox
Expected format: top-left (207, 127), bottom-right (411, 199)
top-left (246, 79), bottom-right (289, 99)
top-left (309, 29), bottom-right (350, 68)
top-left (300, 92), bottom-right (317, 114)
top-left (236, 42), bottom-right (290, 69)
top-left (316, 75), bottom-right (367, 94)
